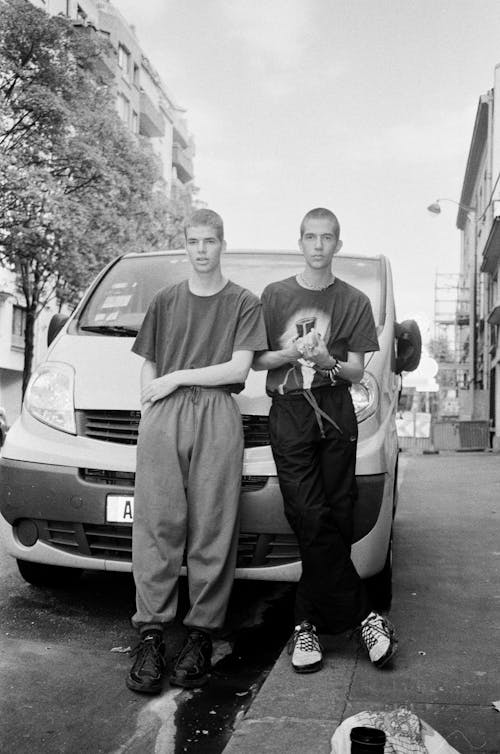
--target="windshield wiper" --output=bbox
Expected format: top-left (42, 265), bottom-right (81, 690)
top-left (80, 324), bottom-right (138, 336)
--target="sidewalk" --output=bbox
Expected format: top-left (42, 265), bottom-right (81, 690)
top-left (224, 452), bottom-right (500, 754)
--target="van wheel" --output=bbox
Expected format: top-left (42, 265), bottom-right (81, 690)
top-left (364, 533), bottom-right (392, 612)
top-left (16, 559), bottom-right (82, 588)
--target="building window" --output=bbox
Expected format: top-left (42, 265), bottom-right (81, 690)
top-left (11, 305), bottom-right (26, 350)
top-left (118, 44), bottom-right (131, 78)
top-left (117, 93), bottom-right (130, 125)
top-left (133, 63), bottom-right (140, 87)
top-left (132, 110), bottom-right (138, 134)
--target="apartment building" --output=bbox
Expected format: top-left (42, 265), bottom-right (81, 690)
top-left (457, 63), bottom-right (500, 447)
top-left (29, 0), bottom-right (195, 196)
top-left (1, 0), bottom-right (195, 424)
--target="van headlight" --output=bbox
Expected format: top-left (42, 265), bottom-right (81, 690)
top-left (25, 362), bottom-right (76, 434)
top-left (349, 371), bottom-right (378, 422)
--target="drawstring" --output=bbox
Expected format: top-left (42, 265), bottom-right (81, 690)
top-left (189, 386), bottom-right (201, 404)
top-left (302, 389), bottom-right (342, 439)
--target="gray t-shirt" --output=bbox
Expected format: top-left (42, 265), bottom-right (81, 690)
top-left (132, 279), bottom-right (268, 394)
top-left (261, 276), bottom-right (379, 395)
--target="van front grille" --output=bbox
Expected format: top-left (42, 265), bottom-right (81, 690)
top-left (75, 410), bottom-right (140, 445)
top-left (36, 520), bottom-right (298, 567)
top-left (79, 469), bottom-right (136, 487)
top-left (241, 415), bottom-right (270, 447)
top-left (78, 469), bottom-right (267, 492)
top-left (76, 410), bottom-right (270, 448)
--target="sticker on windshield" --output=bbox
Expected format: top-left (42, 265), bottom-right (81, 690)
top-left (101, 295), bottom-right (132, 309)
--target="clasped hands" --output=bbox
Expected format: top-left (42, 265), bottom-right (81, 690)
top-left (285, 328), bottom-right (332, 369)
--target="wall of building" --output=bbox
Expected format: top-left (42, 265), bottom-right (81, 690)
top-left (458, 65), bottom-right (500, 438)
top-left (0, 266), bottom-right (60, 424)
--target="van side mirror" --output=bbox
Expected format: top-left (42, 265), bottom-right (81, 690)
top-left (47, 313), bottom-right (69, 346)
top-left (395, 319), bottom-right (422, 374)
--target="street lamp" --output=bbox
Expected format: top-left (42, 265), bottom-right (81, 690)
top-left (427, 196), bottom-right (477, 390)
top-left (426, 198), bottom-right (476, 215)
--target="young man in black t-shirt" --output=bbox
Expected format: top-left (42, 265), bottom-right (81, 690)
top-left (127, 209), bottom-right (267, 694)
top-left (254, 207), bottom-right (397, 674)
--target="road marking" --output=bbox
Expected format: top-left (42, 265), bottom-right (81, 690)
top-left (111, 689), bottom-right (180, 754)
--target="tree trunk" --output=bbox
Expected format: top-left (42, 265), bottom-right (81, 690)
top-left (22, 304), bottom-right (37, 399)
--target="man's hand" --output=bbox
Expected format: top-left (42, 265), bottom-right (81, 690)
top-left (141, 373), bottom-right (180, 404)
top-left (299, 329), bottom-right (332, 368)
top-left (252, 338), bottom-right (303, 371)
top-left (282, 336), bottom-right (303, 363)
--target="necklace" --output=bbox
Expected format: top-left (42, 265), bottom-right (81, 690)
top-left (297, 273), bottom-right (334, 291)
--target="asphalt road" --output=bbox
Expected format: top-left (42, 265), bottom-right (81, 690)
top-left (0, 543), bottom-right (295, 754)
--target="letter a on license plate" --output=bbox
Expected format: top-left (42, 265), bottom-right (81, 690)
top-left (106, 495), bottom-right (134, 523)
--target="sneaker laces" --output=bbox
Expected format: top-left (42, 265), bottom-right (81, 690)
top-left (287, 623), bottom-right (322, 654)
top-left (361, 613), bottom-right (394, 650)
top-left (174, 631), bottom-right (209, 669)
top-left (350, 613), bottom-right (395, 655)
top-left (130, 634), bottom-right (164, 676)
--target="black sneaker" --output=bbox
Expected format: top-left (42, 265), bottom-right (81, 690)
top-left (169, 629), bottom-right (212, 689)
top-left (126, 630), bottom-right (166, 694)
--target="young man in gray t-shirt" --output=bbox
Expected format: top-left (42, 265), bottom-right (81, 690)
top-left (127, 209), bottom-right (267, 694)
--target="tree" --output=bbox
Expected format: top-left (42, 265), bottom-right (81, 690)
top-left (164, 183), bottom-right (201, 249)
top-left (0, 0), bottom-right (180, 395)
top-left (427, 333), bottom-right (454, 363)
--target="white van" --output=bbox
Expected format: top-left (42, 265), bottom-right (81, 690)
top-left (0, 250), bottom-right (420, 609)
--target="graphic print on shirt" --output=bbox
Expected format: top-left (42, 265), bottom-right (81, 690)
top-left (278, 307), bottom-right (331, 393)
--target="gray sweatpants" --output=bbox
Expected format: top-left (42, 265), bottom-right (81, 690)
top-left (131, 386), bottom-right (244, 631)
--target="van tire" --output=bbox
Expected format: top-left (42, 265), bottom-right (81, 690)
top-left (364, 532), bottom-right (393, 612)
top-left (17, 559), bottom-right (82, 588)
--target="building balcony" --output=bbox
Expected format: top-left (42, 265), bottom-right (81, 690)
top-left (487, 304), bottom-right (500, 326)
top-left (173, 117), bottom-right (189, 149)
top-left (172, 144), bottom-right (194, 183)
top-left (480, 216), bottom-right (500, 273)
top-left (139, 90), bottom-right (165, 138)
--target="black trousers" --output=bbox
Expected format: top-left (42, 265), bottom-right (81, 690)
top-left (269, 385), bottom-right (370, 634)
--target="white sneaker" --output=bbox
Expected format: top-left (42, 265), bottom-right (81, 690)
top-left (288, 620), bottom-right (323, 673)
top-left (360, 612), bottom-right (397, 667)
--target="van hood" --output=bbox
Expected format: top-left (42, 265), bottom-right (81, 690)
top-left (48, 335), bottom-right (271, 414)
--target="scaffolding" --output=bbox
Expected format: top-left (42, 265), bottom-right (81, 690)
top-left (433, 273), bottom-right (470, 415)
top-left (434, 273), bottom-right (469, 362)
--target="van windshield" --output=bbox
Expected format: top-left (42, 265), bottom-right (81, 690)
top-left (77, 252), bottom-right (383, 334)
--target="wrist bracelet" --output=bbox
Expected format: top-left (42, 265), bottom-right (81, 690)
top-left (315, 358), bottom-right (341, 380)
top-left (327, 360), bottom-right (341, 382)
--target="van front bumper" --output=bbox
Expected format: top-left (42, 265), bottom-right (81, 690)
top-left (0, 457), bottom-right (389, 580)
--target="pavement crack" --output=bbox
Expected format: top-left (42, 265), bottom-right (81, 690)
top-left (341, 646), bottom-right (360, 719)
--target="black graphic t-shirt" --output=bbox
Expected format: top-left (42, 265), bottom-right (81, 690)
top-left (261, 276), bottom-right (379, 395)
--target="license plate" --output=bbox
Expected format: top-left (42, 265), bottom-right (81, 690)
top-left (106, 495), bottom-right (134, 523)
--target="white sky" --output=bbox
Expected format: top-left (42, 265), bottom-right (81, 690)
top-left (114, 0), bottom-right (500, 342)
